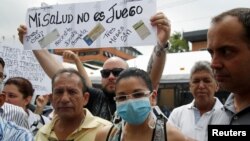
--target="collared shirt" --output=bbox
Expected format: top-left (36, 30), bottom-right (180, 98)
top-left (168, 97), bottom-right (223, 141)
top-left (0, 103), bottom-right (29, 129)
top-left (35, 108), bottom-right (112, 141)
top-left (210, 93), bottom-right (250, 125)
top-left (0, 116), bottom-right (34, 141)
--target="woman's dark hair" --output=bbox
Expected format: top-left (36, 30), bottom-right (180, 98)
top-left (116, 67), bottom-right (153, 92)
top-left (4, 77), bottom-right (34, 98)
top-left (0, 57), bottom-right (5, 68)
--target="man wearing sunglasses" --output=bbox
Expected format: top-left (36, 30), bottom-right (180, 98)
top-left (18, 12), bottom-right (170, 121)
top-left (86, 12), bottom-right (170, 121)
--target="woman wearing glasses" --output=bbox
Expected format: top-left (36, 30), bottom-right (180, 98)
top-left (95, 67), bottom-right (194, 141)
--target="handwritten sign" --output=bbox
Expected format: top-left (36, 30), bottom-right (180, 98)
top-left (0, 40), bottom-right (52, 95)
top-left (24, 0), bottom-right (156, 50)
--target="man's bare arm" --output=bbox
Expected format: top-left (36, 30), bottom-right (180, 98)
top-left (63, 50), bottom-right (92, 87)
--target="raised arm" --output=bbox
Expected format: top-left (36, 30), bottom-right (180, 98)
top-left (63, 50), bottom-right (92, 87)
top-left (18, 25), bottom-right (64, 78)
top-left (34, 94), bottom-right (50, 115)
top-left (33, 50), bottom-right (64, 78)
top-left (147, 12), bottom-right (171, 90)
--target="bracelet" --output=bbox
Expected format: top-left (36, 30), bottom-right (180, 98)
top-left (156, 41), bottom-right (170, 52)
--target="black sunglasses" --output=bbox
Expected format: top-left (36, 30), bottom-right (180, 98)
top-left (100, 68), bottom-right (124, 78)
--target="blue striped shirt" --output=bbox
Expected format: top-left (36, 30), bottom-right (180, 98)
top-left (0, 103), bottom-right (29, 129)
top-left (0, 116), bottom-right (34, 141)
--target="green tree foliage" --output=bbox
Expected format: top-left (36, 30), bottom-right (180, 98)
top-left (168, 31), bottom-right (189, 53)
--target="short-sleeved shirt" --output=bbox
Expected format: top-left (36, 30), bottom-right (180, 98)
top-left (210, 93), bottom-right (250, 125)
top-left (0, 102), bottom-right (29, 129)
top-left (86, 87), bottom-right (116, 121)
top-left (35, 108), bottom-right (112, 141)
top-left (0, 116), bottom-right (34, 141)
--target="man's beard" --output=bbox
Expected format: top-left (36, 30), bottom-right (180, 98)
top-left (102, 87), bottom-right (115, 100)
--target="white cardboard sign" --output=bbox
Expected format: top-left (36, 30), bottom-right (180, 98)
top-left (24, 0), bottom-right (157, 50)
top-left (0, 40), bottom-right (52, 95)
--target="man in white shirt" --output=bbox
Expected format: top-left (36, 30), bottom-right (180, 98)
top-left (168, 61), bottom-right (223, 141)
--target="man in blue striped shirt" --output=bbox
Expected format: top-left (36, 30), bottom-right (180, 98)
top-left (0, 102), bottom-right (29, 129)
top-left (0, 114), bottom-right (33, 140)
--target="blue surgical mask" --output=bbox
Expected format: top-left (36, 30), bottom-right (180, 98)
top-left (117, 97), bottom-right (151, 125)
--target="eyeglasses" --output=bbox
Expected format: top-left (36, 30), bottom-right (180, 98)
top-left (114, 91), bottom-right (151, 102)
top-left (0, 72), bottom-right (6, 80)
top-left (100, 68), bottom-right (124, 78)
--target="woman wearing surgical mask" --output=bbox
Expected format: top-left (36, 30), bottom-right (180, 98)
top-left (95, 67), bottom-right (194, 141)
